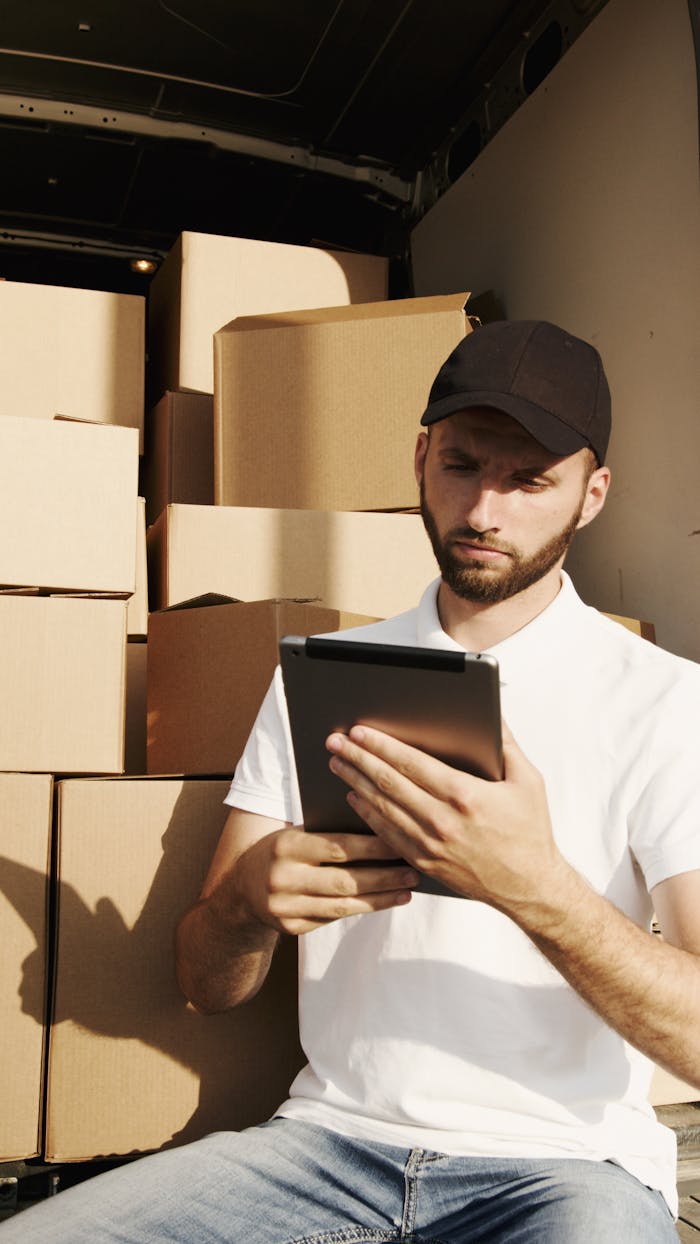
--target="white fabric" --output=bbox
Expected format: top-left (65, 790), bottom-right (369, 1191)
top-left (226, 573), bottom-right (700, 1213)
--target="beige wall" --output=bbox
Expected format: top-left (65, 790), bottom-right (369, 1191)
top-left (411, 0), bottom-right (700, 662)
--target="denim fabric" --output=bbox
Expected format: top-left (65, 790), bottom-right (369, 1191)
top-left (0, 1118), bottom-right (678, 1243)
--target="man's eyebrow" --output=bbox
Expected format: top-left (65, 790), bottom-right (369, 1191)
top-left (438, 446), bottom-right (479, 462)
top-left (437, 445), bottom-right (560, 478)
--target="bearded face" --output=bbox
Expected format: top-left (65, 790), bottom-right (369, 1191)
top-left (416, 411), bottom-right (598, 607)
top-left (420, 474), bottom-right (586, 605)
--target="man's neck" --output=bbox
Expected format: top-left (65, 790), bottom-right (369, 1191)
top-left (436, 565), bottom-right (564, 652)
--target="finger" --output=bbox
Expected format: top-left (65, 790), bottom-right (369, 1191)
top-left (273, 885), bottom-right (415, 935)
top-left (303, 861), bottom-right (420, 898)
top-left (344, 788), bottom-right (426, 865)
top-left (290, 830), bottom-right (406, 865)
top-left (327, 735), bottom-right (446, 826)
top-left (328, 725), bottom-right (476, 806)
top-left (268, 834), bottom-right (418, 893)
top-left (323, 762), bottom-right (435, 873)
top-left (327, 752), bottom-right (426, 837)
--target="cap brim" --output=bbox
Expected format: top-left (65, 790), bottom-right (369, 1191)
top-left (420, 391), bottom-right (590, 457)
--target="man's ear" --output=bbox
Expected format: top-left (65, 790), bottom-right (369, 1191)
top-left (415, 431), bottom-right (429, 488)
top-left (577, 465), bottom-right (611, 531)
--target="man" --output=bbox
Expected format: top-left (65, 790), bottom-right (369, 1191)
top-left (6, 320), bottom-right (699, 1242)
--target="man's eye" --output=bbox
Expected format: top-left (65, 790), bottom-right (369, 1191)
top-left (515, 477), bottom-right (546, 491)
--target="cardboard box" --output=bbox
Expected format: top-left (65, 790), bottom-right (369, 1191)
top-left (603, 611), bottom-right (656, 643)
top-left (147, 504), bottom-right (438, 618)
top-left (214, 293), bottom-right (470, 511)
top-left (0, 279), bottom-right (145, 449)
top-left (127, 497), bottom-right (149, 638)
top-left (125, 642), bottom-right (147, 776)
top-left (0, 417), bottom-right (139, 595)
top-left (143, 391), bottom-right (214, 525)
top-left (0, 596), bottom-right (127, 774)
top-left (45, 777), bottom-right (303, 1159)
top-left (0, 773), bottom-right (53, 1160)
top-left (147, 231), bottom-right (388, 401)
top-left (147, 597), bottom-right (376, 777)
top-left (649, 1066), bottom-right (699, 1107)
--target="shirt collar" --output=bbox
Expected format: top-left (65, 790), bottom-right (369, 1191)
top-left (416, 572), bottom-right (587, 680)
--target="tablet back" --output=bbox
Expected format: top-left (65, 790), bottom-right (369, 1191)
top-left (280, 635), bottom-right (502, 891)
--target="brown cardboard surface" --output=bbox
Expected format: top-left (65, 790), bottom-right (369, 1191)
top-left (648, 1066), bottom-right (700, 1107)
top-left (0, 280), bottom-right (145, 449)
top-left (46, 777), bottom-right (303, 1160)
top-left (0, 596), bottom-right (127, 774)
top-left (602, 611), bottom-right (656, 643)
top-left (147, 598), bottom-right (375, 777)
top-left (147, 231), bottom-right (388, 401)
top-left (143, 391), bottom-right (214, 525)
top-left (214, 293), bottom-right (470, 511)
top-left (125, 642), bottom-right (147, 775)
top-left (0, 773), bottom-right (53, 1160)
top-left (127, 498), bottom-right (148, 638)
top-left (0, 417), bottom-right (139, 595)
top-left (147, 504), bottom-right (437, 617)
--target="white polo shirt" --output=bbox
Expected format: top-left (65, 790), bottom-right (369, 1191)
top-left (226, 573), bottom-right (700, 1213)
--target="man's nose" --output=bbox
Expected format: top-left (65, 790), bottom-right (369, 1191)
top-left (463, 483), bottom-right (501, 533)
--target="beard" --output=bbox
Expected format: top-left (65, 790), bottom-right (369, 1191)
top-left (420, 479), bottom-right (585, 605)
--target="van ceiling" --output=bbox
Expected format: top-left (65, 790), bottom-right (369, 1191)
top-left (0, 0), bottom-right (609, 291)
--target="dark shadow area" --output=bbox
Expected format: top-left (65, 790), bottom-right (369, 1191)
top-left (0, 781), bottom-right (304, 1161)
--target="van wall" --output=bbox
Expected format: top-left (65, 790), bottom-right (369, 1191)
top-left (411, 0), bottom-right (700, 662)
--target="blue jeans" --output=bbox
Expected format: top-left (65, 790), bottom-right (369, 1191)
top-left (0, 1118), bottom-right (677, 1243)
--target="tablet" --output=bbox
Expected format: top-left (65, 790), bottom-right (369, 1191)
top-left (279, 634), bottom-right (503, 898)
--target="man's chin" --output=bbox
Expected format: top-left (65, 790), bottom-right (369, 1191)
top-left (443, 566), bottom-right (516, 604)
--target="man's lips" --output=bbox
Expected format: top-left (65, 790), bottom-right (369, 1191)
top-left (451, 538), bottom-right (510, 562)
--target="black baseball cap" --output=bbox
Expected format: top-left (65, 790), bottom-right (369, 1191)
top-left (420, 320), bottom-right (611, 465)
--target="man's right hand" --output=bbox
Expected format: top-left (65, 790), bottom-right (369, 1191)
top-left (229, 827), bottom-right (419, 936)
top-left (176, 811), bottom-right (418, 1013)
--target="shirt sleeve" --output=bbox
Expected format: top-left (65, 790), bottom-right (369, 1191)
top-left (224, 665), bottom-right (303, 825)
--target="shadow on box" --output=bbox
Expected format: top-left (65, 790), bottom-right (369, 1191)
top-left (0, 782), bottom-right (304, 1158)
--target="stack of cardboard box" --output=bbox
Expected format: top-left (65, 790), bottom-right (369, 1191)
top-left (1, 236), bottom-right (457, 1168)
top-left (0, 280), bottom-right (143, 1163)
top-left (143, 233), bottom-right (471, 779)
top-left (2, 233), bottom-right (690, 1174)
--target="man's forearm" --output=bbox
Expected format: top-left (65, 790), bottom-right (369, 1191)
top-left (324, 722), bottom-right (700, 1084)
top-left (175, 888), bottom-right (279, 1014)
top-left (512, 862), bottom-right (700, 1086)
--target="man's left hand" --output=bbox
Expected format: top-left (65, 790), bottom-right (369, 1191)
top-left (326, 721), bottom-right (567, 914)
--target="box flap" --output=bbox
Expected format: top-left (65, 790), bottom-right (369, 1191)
top-left (157, 593), bottom-right (327, 617)
top-left (162, 591), bottom-right (241, 612)
top-left (220, 291), bottom-right (471, 336)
